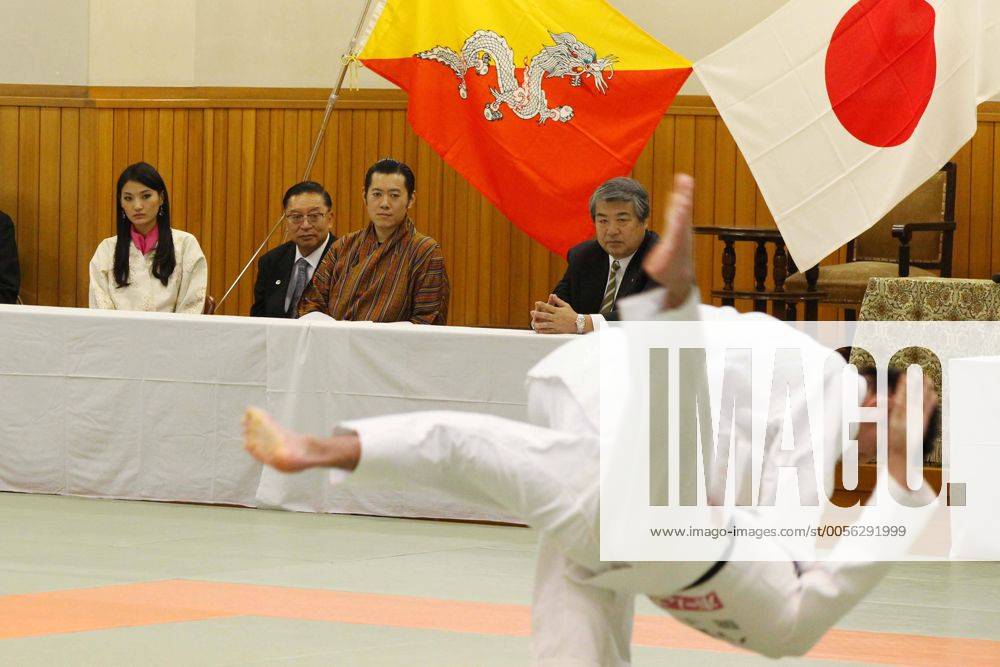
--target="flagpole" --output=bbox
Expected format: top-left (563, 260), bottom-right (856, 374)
top-left (217, 0), bottom-right (382, 311)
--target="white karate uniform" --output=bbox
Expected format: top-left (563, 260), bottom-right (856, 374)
top-left (333, 289), bottom-right (937, 664)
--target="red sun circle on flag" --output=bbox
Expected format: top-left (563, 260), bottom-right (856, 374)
top-left (825, 0), bottom-right (937, 148)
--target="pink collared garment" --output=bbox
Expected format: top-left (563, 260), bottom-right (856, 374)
top-left (130, 224), bottom-right (159, 255)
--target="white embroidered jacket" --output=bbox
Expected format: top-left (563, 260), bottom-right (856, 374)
top-left (88, 229), bottom-right (208, 314)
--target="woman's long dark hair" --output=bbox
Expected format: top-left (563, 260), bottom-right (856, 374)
top-left (113, 162), bottom-right (176, 288)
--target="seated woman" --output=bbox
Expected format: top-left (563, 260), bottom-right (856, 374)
top-left (89, 162), bottom-right (207, 314)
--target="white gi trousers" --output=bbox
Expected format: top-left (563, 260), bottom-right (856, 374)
top-left (332, 290), bottom-right (937, 664)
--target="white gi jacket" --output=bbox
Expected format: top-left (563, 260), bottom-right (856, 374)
top-left (334, 288), bottom-right (938, 664)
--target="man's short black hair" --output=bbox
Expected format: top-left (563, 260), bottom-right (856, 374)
top-left (282, 181), bottom-right (332, 210)
top-left (364, 158), bottom-right (415, 198)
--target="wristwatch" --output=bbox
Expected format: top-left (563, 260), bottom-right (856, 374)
top-left (575, 314), bottom-right (586, 334)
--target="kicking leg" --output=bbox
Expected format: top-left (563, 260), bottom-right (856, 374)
top-left (245, 407), bottom-right (605, 570)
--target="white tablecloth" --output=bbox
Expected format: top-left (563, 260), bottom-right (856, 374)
top-left (0, 305), bottom-right (569, 521)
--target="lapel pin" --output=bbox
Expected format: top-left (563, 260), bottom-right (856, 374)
top-left (276, 280), bottom-right (282, 285)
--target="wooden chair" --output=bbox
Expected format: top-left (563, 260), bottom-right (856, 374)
top-left (203, 295), bottom-right (217, 315)
top-left (692, 226), bottom-right (824, 320)
top-left (784, 163), bottom-right (957, 319)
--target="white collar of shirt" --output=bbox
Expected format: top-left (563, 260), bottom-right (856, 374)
top-left (606, 252), bottom-right (635, 296)
top-left (284, 235), bottom-right (330, 313)
top-left (293, 234), bottom-right (330, 271)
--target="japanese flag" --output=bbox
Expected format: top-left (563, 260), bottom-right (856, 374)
top-left (695, 0), bottom-right (1000, 270)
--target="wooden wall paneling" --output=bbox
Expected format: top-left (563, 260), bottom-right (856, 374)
top-left (265, 109), bottom-right (286, 251)
top-left (0, 108), bottom-right (18, 221)
top-left (94, 110), bottom-right (115, 259)
top-left (154, 110), bottom-right (174, 258)
top-left (435, 160), bottom-right (452, 321)
top-left (185, 110), bottom-right (204, 246)
top-left (127, 109), bottom-right (144, 164)
top-left (692, 116), bottom-right (717, 298)
top-left (993, 124), bottom-right (1000, 275)
top-left (477, 192), bottom-right (493, 324)
top-left (237, 109), bottom-right (257, 315)
top-left (17, 107), bottom-right (39, 304)
top-left (348, 110), bottom-right (367, 232)
top-left (156, 109), bottom-right (174, 182)
top-left (141, 109), bottom-right (158, 165)
top-left (296, 109), bottom-right (314, 179)
top-left (463, 176), bottom-right (481, 324)
top-left (632, 132), bottom-right (654, 190)
top-left (969, 123), bottom-right (994, 278)
top-left (251, 108), bottom-right (272, 315)
top-left (223, 108), bottom-right (243, 313)
top-left (58, 109), bottom-right (79, 307)
top-left (76, 108), bottom-right (98, 306)
top-left (363, 110), bottom-right (379, 170)
top-left (672, 117), bottom-right (696, 178)
top-left (651, 117), bottom-right (676, 203)
top-left (951, 142), bottom-right (973, 278)
top-left (451, 166), bottom-right (470, 325)
top-left (547, 247), bottom-right (564, 299)
top-left (423, 137), bottom-right (445, 252)
top-left (401, 114), bottom-right (419, 215)
top-left (111, 109), bottom-right (127, 178)
top-left (333, 109), bottom-right (353, 233)
top-left (508, 225), bottom-right (530, 327)
top-left (410, 127), bottom-right (429, 233)
top-left (37, 108), bottom-right (61, 307)
top-left (0, 105), bottom-right (20, 302)
top-left (390, 110), bottom-right (406, 164)
top-left (169, 111), bottom-right (187, 234)
top-left (201, 109), bottom-right (218, 305)
top-left (707, 121), bottom-right (736, 297)
top-left (490, 207), bottom-right (511, 326)
top-left (221, 109), bottom-right (243, 315)
top-left (528, 234), bottom-right (550, 329)
top-left (308, 110), bottom-right (325, 183)
top-left (376, 109), bottom-right (392, 159)
top-left (280, 111), bottom-right (299, 203)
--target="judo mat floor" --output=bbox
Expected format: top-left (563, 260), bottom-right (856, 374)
top-left (0, 492), bottom-right (998, 666)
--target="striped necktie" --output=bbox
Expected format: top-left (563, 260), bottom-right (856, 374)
top-left (600, 259), bottom-right (621, 316)
top-left (286, 257), bottom-right (311, 318)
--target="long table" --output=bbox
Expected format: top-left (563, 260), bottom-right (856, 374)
top-left (0, 306), bottom-right (569, 521)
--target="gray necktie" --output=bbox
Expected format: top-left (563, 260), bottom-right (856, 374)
top-left (286, 257), bottom-right (311, 318)
top-left (600, 260), bottom-right (621, 316)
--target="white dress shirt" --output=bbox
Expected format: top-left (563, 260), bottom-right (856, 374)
top-left (283, 235), bottom-right (331, 314)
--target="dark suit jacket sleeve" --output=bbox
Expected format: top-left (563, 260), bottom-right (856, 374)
top-left (249, 253), bottom-right (270, 317)
top-left (552, 246), bottom-right (578, 303)
top-left (0, 213), bottom-right (20, 305)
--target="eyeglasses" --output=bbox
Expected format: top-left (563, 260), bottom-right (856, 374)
top-left (286, 212), bottom-right (327, 225)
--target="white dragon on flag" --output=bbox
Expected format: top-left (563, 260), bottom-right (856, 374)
top-left (416, 30), bottom-right (617, 124)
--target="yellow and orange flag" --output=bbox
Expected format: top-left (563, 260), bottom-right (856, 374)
top-left (360, 0), bottom-right (691, 256)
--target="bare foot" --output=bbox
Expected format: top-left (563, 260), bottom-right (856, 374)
top-left (242, 407), bottom-right (361, 473)
top-left (242, 407), bottom-right (317, 472)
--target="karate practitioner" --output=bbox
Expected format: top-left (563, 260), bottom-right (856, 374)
top-left (243, 175), bottom-right (939, 665)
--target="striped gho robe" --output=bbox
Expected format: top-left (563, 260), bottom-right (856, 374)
top-left (298, 219), bottom-right (449, 324)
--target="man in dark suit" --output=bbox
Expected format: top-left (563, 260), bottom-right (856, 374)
top-left (531, 177), bottom-right (658, 334)
top-left (251, 182), bottom-right (336, 318)
top-left (0, 210), bottom-right (19, 305)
